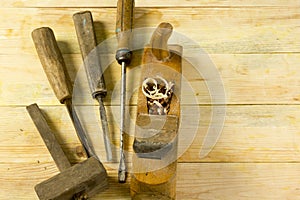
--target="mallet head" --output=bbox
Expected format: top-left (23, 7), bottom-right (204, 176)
top-left (35, 156), bottom-right (108, 200)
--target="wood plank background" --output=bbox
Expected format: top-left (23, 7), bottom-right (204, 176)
top-left (1, 1), bottom-right (300, 199)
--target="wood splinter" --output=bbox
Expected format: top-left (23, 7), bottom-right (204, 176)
top-left (131, 22), bottom-right (182, 200)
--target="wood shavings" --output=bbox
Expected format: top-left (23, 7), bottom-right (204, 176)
top-left (142, 76), bottom-right (174, 115)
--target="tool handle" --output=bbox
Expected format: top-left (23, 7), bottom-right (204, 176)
top-left (26, 103), bottom-right (72, 172)
top-left (150, 22), bottom-right (173, 61)
top-left (32, 27), bottom-right (72, 103)
top-left (73, 11), bottom-right (107, 98)
top-left (115, 0), bottom-right (134, 64)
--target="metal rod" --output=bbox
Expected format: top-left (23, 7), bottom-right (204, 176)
top-left (97, 96), bottom-right (113, 161)
top-left (118, 61), bottom-right (127, 183)
top-left (65, 98), bottom-right (96, 158)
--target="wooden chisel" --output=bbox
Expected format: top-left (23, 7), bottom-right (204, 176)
top-left (73, 11), bottom-right (113, 162)
top-left (31, 27), bottom-right (96, 159)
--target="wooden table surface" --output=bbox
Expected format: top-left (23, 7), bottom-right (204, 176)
top-left (1, 1), bottom-right (300, 199)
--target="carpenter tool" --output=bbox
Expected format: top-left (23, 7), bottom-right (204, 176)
top-left (31, 27), bottom-right (95, 158)
top-left (73, 11), bottom-right (113, 161)
top-left (131, 22), bottom-right (181, 200)
top-left (115, 0), bottom-right (135, 183)
top-left (27, 103), bottom-right (108, 200)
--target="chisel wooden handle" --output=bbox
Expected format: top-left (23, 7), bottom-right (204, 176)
top-left (73, 11), bottom-right (107, 98)
top-left (150, 22), bottom-right (173, 61)
top-left (26, 103), bottom-right (72, 172)
top-left (32, 27), bottom-right (72, 103)
top-left (115, 0), bottom-right (134, 64)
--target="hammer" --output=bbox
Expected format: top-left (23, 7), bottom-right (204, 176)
top-left (27, 103), bottom-right (108, 200)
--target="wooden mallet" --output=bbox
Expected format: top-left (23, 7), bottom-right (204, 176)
top-left (27, 103), bottom-right (108, 200)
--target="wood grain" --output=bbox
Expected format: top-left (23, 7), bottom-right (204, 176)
top-left (2, 0), bottom-right (300, 8)
top-left (1, 53), bottom-right (300, 106)
top-left (26, 103), bottom-right (72, 172)
top-left (31, 27), bottom-right (73, 103)
top-left (73, 11), bottom-right (107, 98)
top-left (1, 162), bottom-right (300, 200)
top-left (0, 8), bottom-right (299, 55)
top-left (1, 2), bottom-right (300, 199)
top-left (2, 105), bottom-right (300, 163)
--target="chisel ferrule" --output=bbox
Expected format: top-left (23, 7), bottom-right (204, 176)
top-left (116, 48), bottom-right (132, 65)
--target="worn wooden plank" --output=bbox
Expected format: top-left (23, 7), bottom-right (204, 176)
top-left (1, 162), bottom-right (300, 199)
top-left (1, 105), bottom-right (300, 163)
top-left (176, 163), bottom-right (300, 200)
top-left (0, 7), bottom-right (299, 55)
top-left (1, 53), bottom-right (300, 105)
top-left (2, 0), bottom-right (300, 8)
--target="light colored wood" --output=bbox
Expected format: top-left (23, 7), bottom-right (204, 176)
top-left (2, 0), bottom-right (300, 7)
top-left (0, 8), bottom-right (299, 55)
top-left (1, 53), bottom-right (300, 106)
top-left (1, 2), bottom-right (300, 199)
top-left (2, 105), bottom-right (300, 163)
top-left (1, 162), bottom-right (300, 200)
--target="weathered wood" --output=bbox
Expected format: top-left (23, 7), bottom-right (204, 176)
top-left (133, 115), bottom-right (178, 159)
top-left (150, 22), bottom-right (173, 61)
top-left (31, 27), bottom-right (72, 103)
top-left (131, 23), bottom-right (182, 198)
top-left (26, 103), bottom-right (71, 172)
top-left (35, 156), bottom-right (108, 200)
top-left (115, 0), bottom-right (135, 52)
top-left (73, 11), bottom-right (107, 98)
top-left (133, 44), bottom-right (182, 157)
top-left (26, 104), bottom-right (108, 199)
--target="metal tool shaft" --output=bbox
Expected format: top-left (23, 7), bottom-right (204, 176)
top-left (115, 0), bottom-right (134, 183)
top-left (96, 96), bottom-right (113, 161)
top-left (118, 61), bottom-right (127, 182)
top-left (32, 27), bottom-right (97, 161)
top-left (73, 11), bottom-right (113, 161)
top-left (65, 98), bottom-right (96, 158)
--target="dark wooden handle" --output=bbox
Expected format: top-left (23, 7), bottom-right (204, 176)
top-left (32, 27), bottom-right (72, 103)
top-left (115, 0), bottom-right (135, 50)
top-left (150, 22), bottom-right (173, 61)
top-left (73, 11), bottom-right (107, 98)
top-left (26, 103), bottom-right (71, 172)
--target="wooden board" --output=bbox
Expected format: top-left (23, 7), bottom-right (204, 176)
top-left (2, 0), bottom-right (300, 7)
top-left (0, 8), bottom-right (299, 55)
top-left (1, 54), bottom-right (300, 105)
top-left (1, 1), bottom-right (300, 199)
top-left (1, 105), bottom-right (300, 163)
top-left (1, 162), bottom-right (300, 200)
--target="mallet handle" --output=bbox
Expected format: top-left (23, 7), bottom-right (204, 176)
top-left (26, 103), bottom-right (71, 172)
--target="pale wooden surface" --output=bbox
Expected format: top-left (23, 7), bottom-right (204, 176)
top-left (1, 1), bottom-right (300, 199)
